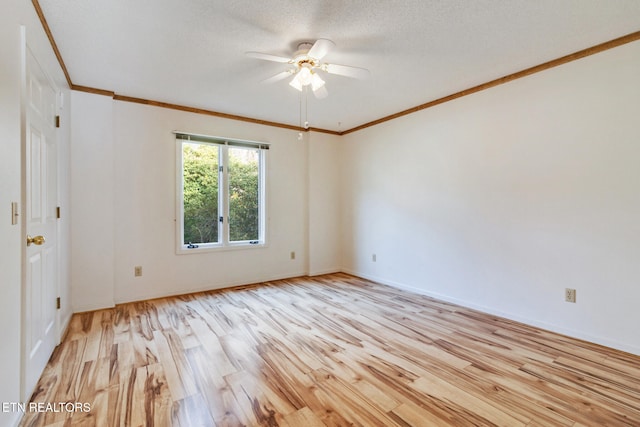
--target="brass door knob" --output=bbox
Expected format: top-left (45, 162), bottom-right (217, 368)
top-left (27, 235), bottom-right (45, 246)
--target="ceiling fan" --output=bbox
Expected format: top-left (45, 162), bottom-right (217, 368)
top-left (246, 39), bottom-right (370, 99)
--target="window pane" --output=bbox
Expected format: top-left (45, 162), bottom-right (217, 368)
top-left (228, 147), bottom-right (260, 242)
top-left (182, 142), bottom-right (219, 244)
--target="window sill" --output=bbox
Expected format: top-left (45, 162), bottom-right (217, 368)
top-left (176, 242), bottom-right (267, 255)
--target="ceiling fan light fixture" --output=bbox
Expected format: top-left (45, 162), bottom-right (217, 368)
top-left (289, 75), bottom-right (303, 91)
top-left (297, 66), bottom-right (313, 86)
top-left (311, 73), bottom-right (325, 91)
top-left (248, 38), bottom-right (370, 101)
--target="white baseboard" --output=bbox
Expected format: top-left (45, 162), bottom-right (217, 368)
top-left (72, 301), bottom-right (116, 313)
top-left (341, 268), bottom-right (640, 357)
top-left (308, 268), bottom-right (342, 277)
top-left (113, 270), bottom-right (309, 306)
top-left (59, 311), bottom-right (73, 342)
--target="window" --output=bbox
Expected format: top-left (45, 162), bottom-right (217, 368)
top-left (176, 132), bottom-right (267, 252)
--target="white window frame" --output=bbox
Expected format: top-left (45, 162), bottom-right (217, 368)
top-left (175, 131), bottom-right (267, 254)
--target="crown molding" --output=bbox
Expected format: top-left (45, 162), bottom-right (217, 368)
top-left (31, 0), bottom-right (72, 88)
top-left (341, 30), bottom-right (640, 135)
top-left (112, 94), bottom-right (340, 135)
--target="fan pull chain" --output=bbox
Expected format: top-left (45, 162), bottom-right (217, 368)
top-left (298, 90), bottom-right (303, 140)
top-left (297, 87), bottom-right (309, 141)
top-left (304, 86), bottom-right (309, 129)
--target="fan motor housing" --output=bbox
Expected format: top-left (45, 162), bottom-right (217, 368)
top-left (294, 42), bottom-right (318, 64)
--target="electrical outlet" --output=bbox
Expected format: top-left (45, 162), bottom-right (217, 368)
top-left (134, 266), bottom-right (142, 277)
top-left (372, 254), bottom-right (377, 262)
top-left (565, 288), bottom-right (576, 303)
top-left (290, 251), bottom-right (295, 260)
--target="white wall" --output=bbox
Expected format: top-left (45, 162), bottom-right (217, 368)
top-left (341, 40), bottom-right (640, 355)
top-left (70, 96), bottom-right (342, 307)
top-left (0, 6), bottom-right (24, 425)
top-left (309, 134), bottom-right (342, 275)
top-left (1, 2), bottom-right (71, 426)
top-left (70, 91), bottom-right (116, 311)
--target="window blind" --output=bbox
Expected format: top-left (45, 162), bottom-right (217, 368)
top-left (173, 131), bottom-right (270, 150)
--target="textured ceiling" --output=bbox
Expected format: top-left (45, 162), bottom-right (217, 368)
top-left (38, 0), bottom-right (640, 132)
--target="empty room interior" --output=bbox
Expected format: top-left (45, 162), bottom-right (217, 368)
top-left (2, 1), bottom-right (640, 426)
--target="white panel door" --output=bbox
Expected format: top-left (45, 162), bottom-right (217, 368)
top-left (23, 46), bottom-right (59, 400)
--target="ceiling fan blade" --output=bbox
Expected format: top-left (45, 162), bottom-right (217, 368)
top-left (245, 51), bottom-right (292, 63)
top-left (261, 70), bottom-right (294, 84)
top-left (324, 63), bottom-right (370, 79)
top-left (308, 39), bottom-right (335, 60)
top-left (313, 85), bottom-right (328, 99)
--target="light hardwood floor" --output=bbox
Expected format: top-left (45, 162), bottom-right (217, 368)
top-left (20, 273), bottom-right (640, 426)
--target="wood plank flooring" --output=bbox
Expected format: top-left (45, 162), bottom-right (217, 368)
top-left (20, 273), bottom-right (640, 426)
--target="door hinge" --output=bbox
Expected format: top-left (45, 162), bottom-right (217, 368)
top-left (219, 216), bottom-right (224, 223)
top-left (56, 297), bottom-right (61, 310)
top-left (219, 166), bottom-right (223, 172)
top-left (55, 115), bottom-right (60, 128)
top-left (11, 202), bottom-right (19, 225)
top-left (56, 206), bottom-right (61, 219)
